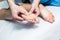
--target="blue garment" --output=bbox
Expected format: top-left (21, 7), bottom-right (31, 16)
top-left (40, 0), bottom-right (60, 6)
top-left (15, 0), bottom-right (60, 6)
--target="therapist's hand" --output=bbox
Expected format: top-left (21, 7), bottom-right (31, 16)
top-left (10, 4), bottom-right (28, 23)
top-left (29, 4), bottom-right (40, 17)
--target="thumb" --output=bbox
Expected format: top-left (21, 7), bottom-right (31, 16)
top-left (29, 7), bottom-right (34, 13)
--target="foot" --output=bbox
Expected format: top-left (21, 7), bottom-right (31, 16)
top-left (19, 13), bottom-right (39, 24)
top-left (39, 4), bottom-right (55, 23)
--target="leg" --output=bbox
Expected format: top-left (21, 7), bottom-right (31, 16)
top-left (0, 4), bottom-right (39, 23)
top-left (0, 0), bottom-right (3, 2)
top-left (22, 4), bottom-right (55, 23)
top-left (0, 9), bottom-right (12, 20)
top-left (39, 4), bottom-right (55, 23)
top-left (20, 4), bottom-right (31, 12)
top-left (0, 4), bottom-right (31, 20)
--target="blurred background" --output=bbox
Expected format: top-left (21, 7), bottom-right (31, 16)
top-left (0, 0), bottom-right (60, 40)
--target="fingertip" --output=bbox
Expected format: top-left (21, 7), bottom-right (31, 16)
top-left (21, 15), bottom-right (27, 19)
top-left (16, 16), bottom-right (24, 21)
top-left (16, 20), bottom-right (22, 23)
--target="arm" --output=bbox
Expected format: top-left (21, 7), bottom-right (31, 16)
top-left (8, 0), bottom-right (15, 7)
top-left (32, 0), bottom-right (40, 6)
top-left (29, 0), bottom-right (40, 16)
top-left (7, 0), bottom-right (16, 10)
top-left (7, 0), bottom-right (29, 23)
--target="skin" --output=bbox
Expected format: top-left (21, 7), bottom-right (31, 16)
top-left (23, 0), bottom-right (40, 23)
top-left (0, 3), bottom-right (54, 23)
top-left (22, 4), bottom-right (55, 23)
top-left (0, 0), bottom-right (54, 23)
top-left (39, 4), bottom-right (55, 23)
top-left (7, 0), bottom-right (39, 23)
top-left (0, 3), bottom-right (39, 23)
top-left (19, 4), bottom-right (39, 23)
top-left (29, 0), bottom-right (40, 16)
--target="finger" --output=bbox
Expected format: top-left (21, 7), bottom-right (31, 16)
top-left (35, 18), bottom-right (40, 23)
top-left (21, 15), bottom-right (34, 23)
top-left (31, 16), bottom-right (39, 24)
top-left (13, 14), bottom-right (24, 21)
top-left (19, 8), bottom-right (29, 16)
top-left (29, 7), bottom-right (35, 13)
top-left (30, 9), bottom-right (37, 16)
top-left (35, 8), bottom-right (40, 16)
top-left (16, 20), bottom-right (22, 23)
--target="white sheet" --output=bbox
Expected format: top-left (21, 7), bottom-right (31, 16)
top-left (0, 4), bottom-right (60, 40)
top-left (0, 1), bottom-right (9, 9)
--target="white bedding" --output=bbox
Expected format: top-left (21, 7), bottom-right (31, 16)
top-left (0, 1), bottom-right (60, 40)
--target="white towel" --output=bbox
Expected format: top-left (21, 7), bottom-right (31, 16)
top-left (0, 1), bottom-right (9, 9)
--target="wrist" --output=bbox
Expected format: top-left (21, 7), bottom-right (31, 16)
top-left (32, 3), bottom-right (39, 7)
top-left (32, 3), bottom-right (38, 6)
top-left (32, 0), bottom-right (40, 7)
top-left (8, 0), bottom-right (16, 7)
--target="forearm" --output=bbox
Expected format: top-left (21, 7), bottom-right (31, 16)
top-left (32, 0), bottom-right (40, 6)
top-left (7, 0), bottom-right (15, 7)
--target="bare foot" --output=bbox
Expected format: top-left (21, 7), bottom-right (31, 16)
top-left (19, 4), bottom-right (39, 24)
top-left (20, 13), bottom-right (39, 24)
top-left (39, 4), bottom-right (55, 23)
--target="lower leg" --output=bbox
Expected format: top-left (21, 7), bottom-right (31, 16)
top-left (0, 4), bottom-right (31, 20)
top-left (0, 9), bottom-right (12, 20)
top-left (0, 0), bottom-right (3, 2)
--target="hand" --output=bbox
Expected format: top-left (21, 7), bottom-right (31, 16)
top-left (27, 4), bottom-right (40, 23)
top-left (10, 4), bottom-right (28, 23)
top-left (29, 3), bottom-right (40, 16)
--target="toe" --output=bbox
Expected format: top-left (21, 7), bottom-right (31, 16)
top-left (44, 16), bottom-right (55, 23)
